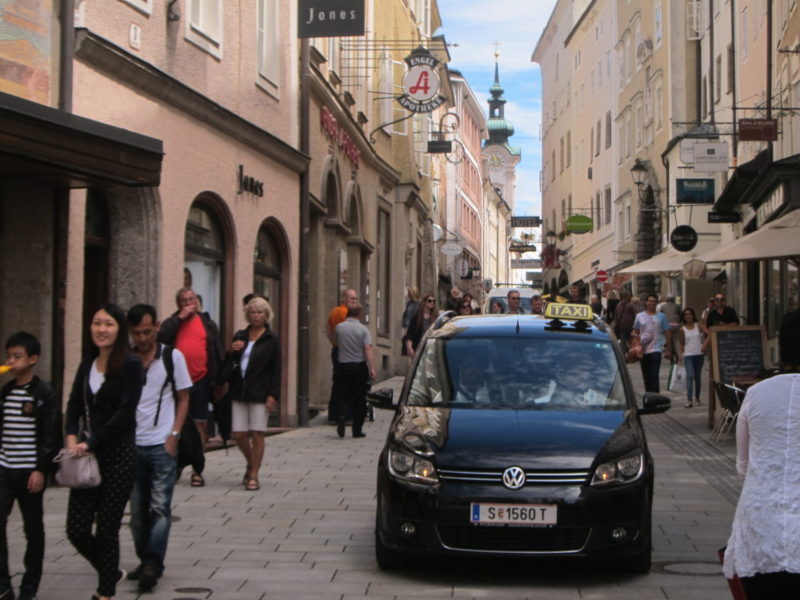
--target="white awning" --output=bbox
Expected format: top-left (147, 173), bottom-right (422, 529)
top-left (697, 209), bottom-right (800, 263)
top-left (617, 248), bottom-right (701, 275)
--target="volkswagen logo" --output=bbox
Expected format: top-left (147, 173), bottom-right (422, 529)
top-left (502, 466), bottom-right (526, 490)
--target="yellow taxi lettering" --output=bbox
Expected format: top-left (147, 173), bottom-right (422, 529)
top-left (544, 303), bottom-right (592, 321)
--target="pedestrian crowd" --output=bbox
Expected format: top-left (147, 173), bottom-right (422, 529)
top-left (0, 285), bottom-right (281, 600)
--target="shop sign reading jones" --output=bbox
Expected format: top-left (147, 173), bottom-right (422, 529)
top-left (298, 0), bottom-right (364, 38)
top-left (321, 106), bottom-right (360, 168)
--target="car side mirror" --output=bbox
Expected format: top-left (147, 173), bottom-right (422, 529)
top-left (367, 387), bottom-right (395, 410)
top-left (638, 393), bottom-right (671, 415)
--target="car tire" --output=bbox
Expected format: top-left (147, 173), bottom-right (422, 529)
top-left (375, 516), bottom-right (406, 570)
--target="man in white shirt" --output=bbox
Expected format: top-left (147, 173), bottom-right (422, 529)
top-left (126, 304), bottom-right (192, 592)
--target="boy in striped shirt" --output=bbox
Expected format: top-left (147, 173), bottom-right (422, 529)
top-left (0, 332), bottom-right (61, 600)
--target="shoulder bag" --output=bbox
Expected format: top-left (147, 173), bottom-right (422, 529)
top-left (54, 370), bottom-right (101, 489)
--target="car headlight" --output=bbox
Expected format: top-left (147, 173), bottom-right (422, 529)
top-left (387, 446), bottom-right (438, 485)
top-left (591, 453), bottom-right (643, 486)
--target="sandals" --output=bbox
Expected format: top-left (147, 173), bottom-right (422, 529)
top-left (245, 478), bottom-right (260, 491)
top-left (190, 473), bottom-right (205, 487)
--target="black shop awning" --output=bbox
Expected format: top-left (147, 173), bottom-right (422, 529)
top-left (0, 91), bottom-right (162, 188)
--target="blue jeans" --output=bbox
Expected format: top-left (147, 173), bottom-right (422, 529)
top-left (640, 352), bottom-right (662, 393)
top-left (129, 444), bottom-right (177, 573)
top-left (684, 354), bottom-right (705, 401)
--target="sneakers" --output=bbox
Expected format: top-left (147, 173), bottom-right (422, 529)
top-left (353, 432), bottom-right (366, 438)
top-left (126, 565), bottom-right (143, 580)
top-left (127, 564), bottom-right (161, 592)
top-left (138, 565), bottom-right (159, 592)
top-left (17, 588), bottom-right (36, 600)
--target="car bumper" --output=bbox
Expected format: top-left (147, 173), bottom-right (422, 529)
top-left (376, 469), bottom-right (650, 559)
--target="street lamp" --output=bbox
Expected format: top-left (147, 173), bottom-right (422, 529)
top-left (630, 158), bottom-right (649, 189)
top-left (545, 230), bottom-right (557, 246)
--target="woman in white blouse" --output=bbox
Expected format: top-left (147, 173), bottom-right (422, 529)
top-left (723, 309), bottom-right (800, 598)
top-left (675, 308), bottom-right (707, 408)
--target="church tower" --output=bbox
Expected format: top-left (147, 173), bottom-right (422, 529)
top-left (482, 52), bottom-right (521, 209)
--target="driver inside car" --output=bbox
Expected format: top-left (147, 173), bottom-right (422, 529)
top-left (452, 358), bottom-right (492, 404)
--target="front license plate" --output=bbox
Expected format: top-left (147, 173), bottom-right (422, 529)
top-left (470, 503), bottom-right (557, 526)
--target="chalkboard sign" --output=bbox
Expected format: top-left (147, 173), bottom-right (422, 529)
top-left (710, 325), bottom-right (768, 385)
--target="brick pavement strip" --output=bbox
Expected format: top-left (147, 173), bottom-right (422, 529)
top-left (4, 366), bottom-right (741, 599)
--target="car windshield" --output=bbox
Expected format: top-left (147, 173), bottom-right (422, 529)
top-left (487, 296), bottom-right (533, 313)
top-left (407, 336), bottom-right (627, 410)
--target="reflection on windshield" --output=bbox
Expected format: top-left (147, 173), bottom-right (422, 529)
top-left (407, 336), bottom-right (626, 410)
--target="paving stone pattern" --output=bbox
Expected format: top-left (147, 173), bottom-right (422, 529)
top-left (5, 361), bottom-right (740, 599)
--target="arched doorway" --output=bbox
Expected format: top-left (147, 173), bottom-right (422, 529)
top-left (253, 219), bottom-right (285, 334)
top-left (184, 196), bottom-right (234, 339)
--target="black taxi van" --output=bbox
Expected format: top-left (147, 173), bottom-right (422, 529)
top-left (370, 303), bottom-right (670, 572)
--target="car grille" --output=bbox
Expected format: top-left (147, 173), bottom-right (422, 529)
top-left (438, 468), bottom-right (590, 486)
top-left (437, 524), bottom-right (589, 553)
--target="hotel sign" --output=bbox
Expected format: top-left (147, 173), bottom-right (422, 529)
top-left (298, 0), bottom-right (365, 38)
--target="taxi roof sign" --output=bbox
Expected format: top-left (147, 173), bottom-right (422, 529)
top-left (544, 302), bottom-right (593, 321)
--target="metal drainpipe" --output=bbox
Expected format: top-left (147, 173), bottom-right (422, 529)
top-left (708, 0), bottom-right (715, 125)
top-left (730, 0), bottom-right (738, 165)
top-left (297, 38), bottom-right (311, 427)
top-left (59, 0), bottom-right (74, 112)
top-left (54, 0), bottom-right (75, 399)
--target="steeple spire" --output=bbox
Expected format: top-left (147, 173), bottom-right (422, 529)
top-left (485, 50), bottom-right (514, 147)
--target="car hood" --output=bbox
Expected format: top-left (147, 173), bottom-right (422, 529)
top-left (393, 406), bottom-right (635, 470)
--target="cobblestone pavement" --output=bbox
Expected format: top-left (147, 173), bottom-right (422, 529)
top-left (5, 359), bottom-right (740, 599)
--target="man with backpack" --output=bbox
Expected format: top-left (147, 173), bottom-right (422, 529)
top-left (126, 304), bottom-right (192, 592)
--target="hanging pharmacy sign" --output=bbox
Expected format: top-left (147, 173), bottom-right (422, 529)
top-left (397, 47), bottom-right (447, 114)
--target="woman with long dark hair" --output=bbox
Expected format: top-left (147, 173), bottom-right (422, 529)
top-left (403, 294), bottom-right (439, 360)
top-left (64, 304), bottom-right (142, 600)
top-left (676, 307), bottom-right (707, 408)
top-left (723, 309), bottom-right (800, 598)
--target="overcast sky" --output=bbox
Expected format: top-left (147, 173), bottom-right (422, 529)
top-left (436, 0), bottom-right (558, 223)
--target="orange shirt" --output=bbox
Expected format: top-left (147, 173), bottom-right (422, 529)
top-left (175, 314), bottom-right (208, 382)
top-left (327, 304), bottom-right (348, 344)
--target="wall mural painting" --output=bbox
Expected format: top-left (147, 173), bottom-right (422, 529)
top-left (0, 0), bottom-right (54, 104)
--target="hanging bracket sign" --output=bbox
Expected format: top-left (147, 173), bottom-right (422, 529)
top-left (397, 47), bottom-right (447, 114)
top-left (298, 0), bottom-right (365, 37)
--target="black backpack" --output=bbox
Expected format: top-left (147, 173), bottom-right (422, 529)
top-left (157, 345), bottom-right (204, 472)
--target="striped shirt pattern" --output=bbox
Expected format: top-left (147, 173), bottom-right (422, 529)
top-left (0, 384), bottom-right (37, 469)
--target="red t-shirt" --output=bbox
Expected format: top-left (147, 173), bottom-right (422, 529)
top-left (175, 314), bottom-right (208, 383)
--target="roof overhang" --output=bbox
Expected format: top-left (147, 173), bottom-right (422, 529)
top-left (0, 91), bottom-right (163, 188)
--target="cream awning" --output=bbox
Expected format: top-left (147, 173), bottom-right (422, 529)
top-left (617, 248), bottom-right (701, 275)
top-left (697, 209), bottom-right (800, 263)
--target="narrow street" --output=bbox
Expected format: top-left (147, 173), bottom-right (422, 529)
top-left (7, 362), bottom-right (740, 599)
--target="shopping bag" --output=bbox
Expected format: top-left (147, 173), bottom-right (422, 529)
top-left (669, 364), bottom-right (686, 392)
top-left (717, 547), bottom-right (748, 600)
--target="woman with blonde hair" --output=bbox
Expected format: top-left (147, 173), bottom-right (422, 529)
top-left (224, 297), bottom-right (280, 491)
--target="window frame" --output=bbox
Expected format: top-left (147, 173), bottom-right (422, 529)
top-left (186, 0), bottom-right (223, 59)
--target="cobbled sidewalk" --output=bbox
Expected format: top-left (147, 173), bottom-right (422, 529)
top-left (5, 359), bottom-right (740, 599)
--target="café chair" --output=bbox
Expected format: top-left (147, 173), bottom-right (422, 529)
top-left (712, 381), bottom-right (745, 444)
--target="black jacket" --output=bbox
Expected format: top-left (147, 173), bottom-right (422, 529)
top-left (65, 354), bottom-right (143, 452)
top-left (0, 376), bottom-right (62, 473)
top-left (158, 311), bottom-right (222, 382)
top-left (224, 327), bottom-right (281, 404)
